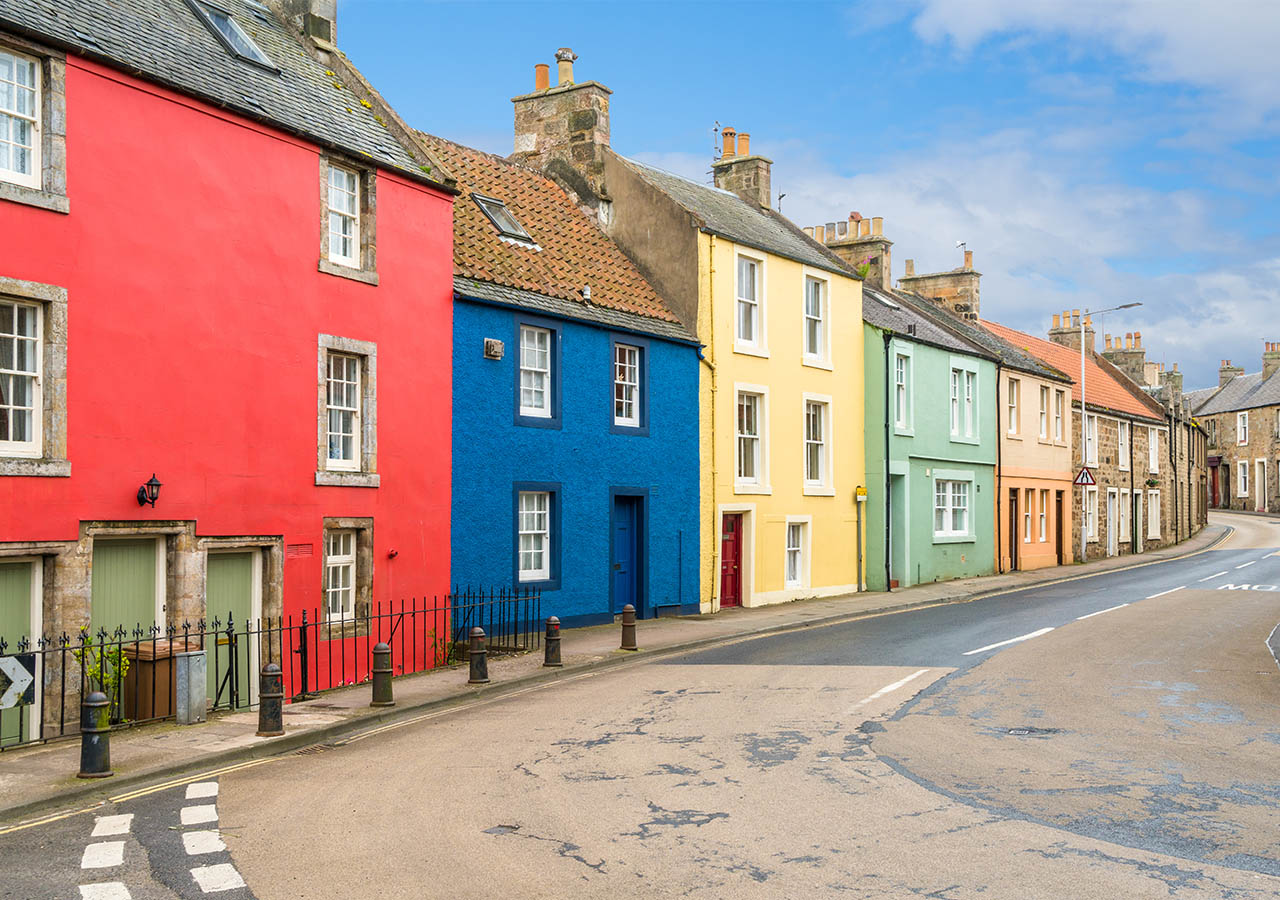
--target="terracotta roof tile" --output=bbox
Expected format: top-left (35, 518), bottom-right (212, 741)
top-left (417, 133), bottom-right (682, 329)
top-left (982, 320), bottom-right (1165, 421)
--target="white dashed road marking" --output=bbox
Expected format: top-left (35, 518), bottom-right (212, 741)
top-left (1198, 571), bottom-right (1229, 582)
top-left (850, 669), bottom-right (930, 711)
top-left (90, 814), bottom-right (134, 838)
top-left (1077, 603), bottom-right (1129, 620)
top-left (79, 883), bottom-right (132, 900)
top-left (185, 782), bottom-right (219, 800)
top-left (1235, 561), bottom-right (1257, 569)
top-left (191, 863), bottom-right (247, 893)
top-left (962, 627), bottom-right (1054, 656)
top-left (81, 841), bottom-right (125, 869)
top-left (1145, 586), bottom-right (1185, 599)
top-left (183, 830), bottom-right (227, 856)
top-left (181, 804), bottom-right (219, 826)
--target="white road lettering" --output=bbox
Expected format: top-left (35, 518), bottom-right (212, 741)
top-left (1145, 586), bottom-right (1184, 599)
top-left (850, 669), bottom-right (930, 709)
top-left (962, 628), bottom-right (1054, 656)
top-left (1198, 571), bottom-right (1229, 582)
top-left (1076, 603), bottom-right (1129, 620)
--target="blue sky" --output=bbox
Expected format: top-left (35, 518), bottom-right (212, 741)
top-left (339, 0), bottom-right (1279, 390)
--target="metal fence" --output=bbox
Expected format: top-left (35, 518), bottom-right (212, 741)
top-left (0, 587), bottom-right (540, 751)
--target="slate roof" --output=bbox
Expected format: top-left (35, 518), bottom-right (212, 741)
top-left (418, 133), bottom-right (691, 341)
top-left (619, 157), bottom-right (856, 277)
top-left (0, 0), bottom-right (441, 182)
top-left (1184, 385), bottom-right (1222, 414)
top-left (862, 285), bottom-right (992, 359)
top-left (1192, 370), bottom-right (1280, 415)
top-left (983, 320), bottom-right (1166, 422)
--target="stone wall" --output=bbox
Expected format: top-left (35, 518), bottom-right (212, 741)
top-left (1204, 404), bottom-right (1280, 513)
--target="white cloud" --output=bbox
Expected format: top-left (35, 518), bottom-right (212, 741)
top-left (896, 0), bottom-right (1280, 113)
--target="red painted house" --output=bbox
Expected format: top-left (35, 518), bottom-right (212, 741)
top-left (0, 0), bottom-right (455, 735)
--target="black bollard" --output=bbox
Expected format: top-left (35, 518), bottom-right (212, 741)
top-left (77, 691), bottom-right (113, 779)
top-left (467, 627), bottom-right (489, 684)
top-left (256, 663), bottom-right (284, 737)
top-left (543, 616), bottom-right (562, 667)
top-left (370, 642), bottom-right (394, 707)
top-left (620, 604), bottom-right (638, 651)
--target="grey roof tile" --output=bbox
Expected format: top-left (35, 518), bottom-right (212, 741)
top-left (619, 156), bottom-right (856, 277)
top-left (1184, 385), bottom-right (1220, 414)
top-left (1194, 370), bottom-right (1280, 414)
top-left (862, 285), bottom-right (992, 359)
top-left (454, 276), bottom-right (697, 344)
top-left (1, 0), bottom-right (427, 177)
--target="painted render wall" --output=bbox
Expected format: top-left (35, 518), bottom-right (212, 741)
top-left (700, 234), bottom-right (866, 610)
top-left (450, 298), bottom-right (701, 627)
top-left (869, 331), bottom-right (996, 589)
top-left (0, 58), bottom-right (455, 640)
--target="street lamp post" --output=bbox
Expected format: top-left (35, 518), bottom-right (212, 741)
top-left (1078, 302), bottom-right (1142, 563)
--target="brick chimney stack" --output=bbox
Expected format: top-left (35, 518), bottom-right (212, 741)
top-left (1263, 342), bottom-right (1280, 380)
top-left (1102, 329), bottom-right (1148, 385)
top-left (511, 47), bottom-right (613, 208)
top-left (711, 125), bottom-right (773, 210)
top-left (897, 247), bottom-right (981, 320)
top-left (803, 211), bottom-right (893, 290)
top-left (281, 0), bottom-right (337, 42)
top-left (1047, 309), bottom-right (1096, 353)
top-left (1219, 359), bottom-right (1244, 387)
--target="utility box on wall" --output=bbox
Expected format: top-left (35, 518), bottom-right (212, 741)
top-left (175, 650), bottom-right (207, 725)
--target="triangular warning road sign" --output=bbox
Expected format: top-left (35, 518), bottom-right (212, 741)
top-left (1073, 467), bottom-right (1096, 486)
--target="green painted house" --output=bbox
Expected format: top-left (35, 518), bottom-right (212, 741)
top-left (864, 286), bottom-right (998, 590)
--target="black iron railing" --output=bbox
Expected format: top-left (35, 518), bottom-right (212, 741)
top-left (0, 587), bottom-right (540, 751)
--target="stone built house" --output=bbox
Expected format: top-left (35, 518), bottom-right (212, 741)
top-left (417, 132), bottom-right (701, 628)
top-left (507, 49), bottom-right (867, 611)
top-left (0, 0), bottom-right (456, 742)
top-left (1189, 348), bottom-right (1280, 512)
top-left (812, 220), bottom-right (1078, 577)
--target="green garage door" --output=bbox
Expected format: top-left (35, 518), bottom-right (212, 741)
top-left (1, 561), bottom-right (34, 746)
top-left (206, 552), bottom-right (255, 706)
top-left (91, 539), bottom-right (158, 639)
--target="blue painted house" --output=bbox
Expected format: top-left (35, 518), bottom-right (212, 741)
top-left (419, 134), bottom-right (701, 627)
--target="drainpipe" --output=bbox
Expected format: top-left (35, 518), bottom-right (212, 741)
top-left (995, 363), bottom-right (1003, 573)
top-left (701, 235), bottom-right (718, 612)
top-left (1129, 419), bottom-right (1135, 552)
top-left (883, 330), bottom-right (892, 590)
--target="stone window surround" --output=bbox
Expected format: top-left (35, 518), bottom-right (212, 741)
top-left (317, 153), bottom-right (378, 286)
top-left (0, 275), bottom-right (69, 477)
top-left (199, 535), bottom-right (285, 627)
top-left (315, 334), bottom-right (379, 488)
top-left (321, 516), bottom-right (374, 637)
top-left (0, 33), bottom-right (69, 214)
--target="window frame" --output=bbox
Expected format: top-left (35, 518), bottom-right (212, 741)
top-left (316, 335), bottom-right (378, 487)
top-left (893, 347), bottom-right (913, 435)
top-left (188, 0), bottom-right (277, 69)
top-left (948, 359), bottom-right (980, 444)
top-left (473, 192), bottom-right (534, 244)
top-left (1007, 377), bottom-right (1020, 436)
top-left (1118, 421), bottom-right (1130, 471)
top-left (1039, 488), bottom-right (1049, 542)
top-left (734, 252), bottom-right (768, 357)
top-left (1147, 489), bottom-right (1161, 539)
top-left (1086, 485), bottom-right (1099, 541)
top-left (783, 516), bottom-right (811, 590)
top-left (609, 336), bottom-right (649, 435)
top-left (1023, 487), bottom-right (1033, 543)
top-left (0, 296), bottom-right (42, 458)
top-left (1120, 487), bottom-right (1131, 543)
top-left (317, 156), bottom-right (378, 285)
top-left (513, 317), bottom-right (562, 430)
top-left (323, 351), bottom-right (361, 472)
top-left (1038, 385), bottom-right (1049, 440)
top-left (1238, 460), bottom-right (1249, 497)
top-left (326, 163), bottom-right (360, 268)
top-left (1053, 389), bottom-right (1065, 441)
top-left (1148, 426), bottom-right (1159, 474)
top-left (1085, 414), bottom-right (1099, 466)
top-left (0, 276), bottom-right (68, 476)
top-left (802, 393), bottom-right (834, 496)
top-left (0, 38), bottom-right (68, 215)
top-left (932, 470), bottom-right (975, 542)
top-left (801, 270), bottom-right (830, 368)
top-left (0, 45), bottom-right (41, 190)
top-left (323, 529), bottom-right (358, 622)
top-left (512, 483), bottom-right (561, 589)
top-left (734, 384), bottom-right (770, 494)
top-left (1237, 411), bottom-right (1249, 446)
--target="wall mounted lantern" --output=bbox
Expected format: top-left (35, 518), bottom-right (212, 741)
top-left (137, 474), bottom-right (162, 507)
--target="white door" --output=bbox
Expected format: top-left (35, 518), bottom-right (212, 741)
top-left (1134, 492), bottom-right (1144, 552)
top-left (1106, 490), bottom-right (1118, 557)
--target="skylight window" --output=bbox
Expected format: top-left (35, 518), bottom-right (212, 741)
top-left (473, 193), bottom-right (533, 243)
top-left (189, 0), bottom-right (276, 69)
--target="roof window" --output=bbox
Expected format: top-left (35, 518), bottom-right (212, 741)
top-left (189, 0), bottom-right (276, 69)
top-left (473, 193), bottom-right (533, 243)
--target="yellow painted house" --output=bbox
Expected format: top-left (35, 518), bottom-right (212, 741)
top-left (508, 52), bottom-right (866, 611)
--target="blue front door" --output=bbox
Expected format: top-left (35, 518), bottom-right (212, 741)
top-left (612, 496), bottom-right (641, 615)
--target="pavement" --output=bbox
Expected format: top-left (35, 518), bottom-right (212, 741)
top-left (0, 520), bottom-right (1233, 827)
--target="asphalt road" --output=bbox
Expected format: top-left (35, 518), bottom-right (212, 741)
top-left (4, 512), bottom-right (1278, 899)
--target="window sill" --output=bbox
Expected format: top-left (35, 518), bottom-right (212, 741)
top-left (733, 343), bottom-right (770, 359)
top-left (515, 413), bottom-right (562, 431)
top-left (318, 259), bottom-right (379, 286)
top-left (610, 422), bottom-right (650, 437)
top-left (894, 425), bottom-right (914, 437)
top-left (933, 533), bottom-right (975, 544)
top-left (801, 358), bottom-right (832, 371)
top-left (315, 470), bottom-right (381, 488)
top-left (734, 484), bottom-right (772, 496)
top-left (518, 575), bottom-right (561, 591)
top-left (950, 435), bottom-right (980, 446)
top-left (0, 457), bottom-right (71, 477)
top-left (0, 182), bottom-right (69, 214)
top-left (803, 486), bottom-right (835, 497)
top-left (1007, 433), bottom-right (1023, 441)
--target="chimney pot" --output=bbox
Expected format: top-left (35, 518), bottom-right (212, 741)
top-left (1134, 331), bottom-right (1142, 348)
top-left (849, 211), bottom-right (862, 222)
top-left (1104, 334), bottom-right (1113, 349)
top-left (814, 225), bottom-right (825, 243)
top-left (555, 47), bottom-right (577, 85)
top-left (963, 249), bottom-right (973, 269)
top-left (803, 226), bottom-right (814, 238)
top-left (837, 221), bottom-right (848, 237)
top-left (905, 259), bottom-right (915, 277)
top-left (534, 63), bottom-right (550, 91)
top-left (737, 132), bottom-right (750, 156)
top-left (872, 216), bottom-right (883, 236)
top-left (825, 221), bottom-right (838, 237)
top-left (859, 218), bottom-right (871, 237)
top-left (721, 126), bottom-right (736, 159)
top-left (1052, 314), bottom-right (1061, 328)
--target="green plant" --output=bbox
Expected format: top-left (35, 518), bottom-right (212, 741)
top-left (73, 627), bottom-right (130, 719)
top-left (854, 256), bottom-right (872, 279)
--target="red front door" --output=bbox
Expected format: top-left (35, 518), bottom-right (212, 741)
top-left (720, 514), bottom-right (743, 608)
